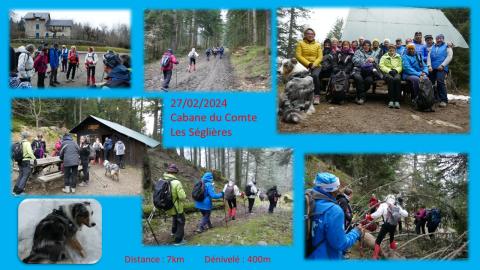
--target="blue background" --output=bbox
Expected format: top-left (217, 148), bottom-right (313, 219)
top-left (0, 0), bottom-right (476, 269)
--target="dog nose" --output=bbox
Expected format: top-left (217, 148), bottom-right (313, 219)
top-left (91, 222), bottom-right (96, 227)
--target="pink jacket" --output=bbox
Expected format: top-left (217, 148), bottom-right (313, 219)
top-left (34, 53), bottom-right (49, 73)
top-left (161, 53), bottom-right (178, 71)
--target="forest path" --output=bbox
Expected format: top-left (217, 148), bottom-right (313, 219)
top-left (144, 52), bottom-right (236, 91)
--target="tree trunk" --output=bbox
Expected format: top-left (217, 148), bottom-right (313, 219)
top-left (234, 149), bottom-right (242, 186)
top-left (221, 149), bottom-right (226, 176)
top-left (287, 8), bottom-right (296, 58)
top-left (265, 10), bottom-right (271, 53)
top-left (252, 10), bottom-right (258, 45)
top-left (179, 147), bottom-right (184, 159)
top-left (193, 148), bottom-right (198, 168)
top-left (152, 100), bottom-right (159, 139)
top-left (244, 151), bottom-right (250, 186)
top-left (362, 232), bottom-right (405, 259)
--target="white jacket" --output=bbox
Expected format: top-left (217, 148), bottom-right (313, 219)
top-left (17, 46), bottom-right (34, 79)
top-left (246, 181), bottom-right (258, 199)
top-left (114, 141), bottom-right (125, 155)
top-left (85, 52), bottom-right (98, 66)
top-left (371, 202), bottom-right (408, 221)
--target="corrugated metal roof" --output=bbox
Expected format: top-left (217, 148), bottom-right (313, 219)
top-left (343, 8), bottom-right (469, 48)
top-left (23, 12), bottom-right (50, 21)
top-left (48, 20), bottom-right (73, 27)
top-left (70, 115), bottom-right (161, 148)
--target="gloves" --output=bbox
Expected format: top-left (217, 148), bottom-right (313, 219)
top-left (365, 214), bottom-right (373, 221)
top-left (308, 63), bottom-right (313, 69)
top-left (389, 69), bottom-right (397, 76)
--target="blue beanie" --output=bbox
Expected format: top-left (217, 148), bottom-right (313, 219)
top-left (314, 172), bottom-right (340, 192)
top-left (202, 172), bottom-right (214, 182)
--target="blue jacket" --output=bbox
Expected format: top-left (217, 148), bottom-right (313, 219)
top-left (402, 53), bottom-right (428, 79)
top-left (49, 48), bottom-right (60, 68)
top-left (106, 64), bottom-right (131, 88)
top-left (396, 46), bottom-right (406, 56)
top-left (308, 188), bottom-right (361, 260)
top-left (430, 42), bottom-right (449, 72)
top-left (414, 41), bottom-right (428, 63)
top-left (61, 48), bottom-right (69, 60)
top-left (194, 172), bottom-right (223, 210)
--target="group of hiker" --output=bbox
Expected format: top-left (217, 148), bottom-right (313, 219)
top-left (152, 163), bottom-right (282, 245)
top-left (9, 43), bottom-right (131, 89)
top-left (12, 131), bottom-right (127, 195)
top-left (306, 172), bottom-right (442, 260)
top-left (295, 28), bottom-right (454, 110)
top-left (159, 45), bottom-right (225, 91)
top-left (415, 205), bottom-right (442, 238)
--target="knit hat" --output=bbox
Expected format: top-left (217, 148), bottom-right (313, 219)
top-left (436, 34), bottom-right (445, 40)
top-left (406, 43), bottom-right (415, 49)
top-left (383, 38), bottom-right (391, 44)
top-left (314, 172), bottom-right (340, 192)
top-left (385, 194), bottom-right (396, 204)
top-left (21, 131), bottom-right (30, 139)
top-left (166, 163), bottom-right (179, 173)
top-left (202, 172), bottom-right (214, 182)
top-left (362, 40), bottom-right (372, 46)
top-left (424, 34), bottom-right (433, 40)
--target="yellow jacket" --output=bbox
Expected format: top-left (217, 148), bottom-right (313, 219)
top-left (295, 39), bottom-right (323, 68)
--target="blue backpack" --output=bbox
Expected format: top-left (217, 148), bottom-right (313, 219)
top-left (161, 54), bottom-right (171, 67)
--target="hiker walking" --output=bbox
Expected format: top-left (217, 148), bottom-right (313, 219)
top-left (219, 46), bottom-right (224, 59)
top-left (306, 173), bottom-right (363, 259)
top-left (369, 193), bottom-right (379, 214)
top-left (17, 44), bottom-right (35, 83)
top-left (85, 47), bottom-right (98, 86)
top-left (164, 164), bottom-right (187, 245)
top-left (245, 180), bottom-right (258, 213)
top-left (92, 137), bottom-right (103, 165)
top-left (160, 49), bottom-right (179, 91)
top-left (33, 46), bottom-right (49, 88)
top-left (223, 180), bottom-right (242, 220)
top-left (31, 133), bottom-right (47, 159)
top-left (396, 197), bottom-right (404, 233)
top-left (187, 48), bottom-right (199, 72)
top-left (48, 43), bottom-right (61, 87)
top-left (205, 48), bottom-right (212, 61)
top-left (336, 187), bottom-right (353, 231)
top-left (267, 186), bottom-right (281, 213)
top-left (415, 205), bottom-right (427, 235)
top-left (60, 45), bottom-right (69, 72)
top-left (59, 133), bottom-right (80, 194)
top-left (114, 139), bottom-right (126, 169)
top-left (426, 207), bottom-right (442, 239)
top-left (12, 131), bottom-right (36, 196)
top-left (103, 137), bottom-right (113, 162)
top-left (194, 172), bottom-right (224, 233)
top-left (78, 136), bottom-right (91, 187)
top-left (66, 46), bottom-right (79, 82)
top-left (101, 51), bottom-right (131, 88)
top-left (366, 194), bottom-right (408, 259)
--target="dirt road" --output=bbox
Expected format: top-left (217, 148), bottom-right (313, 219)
top-left (144, 53), bottom-right (235, 91)
top-left (279, 94), bottom-right (470, 133)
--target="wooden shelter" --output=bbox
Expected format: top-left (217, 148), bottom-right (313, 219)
top-left (70, 115), bottom-right (160, 166)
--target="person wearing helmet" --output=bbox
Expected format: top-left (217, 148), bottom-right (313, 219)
top-left (101, 51), bottom-right (131, 88)
top-left (163, 164), bottom-right (187, 245)
top-left (306, 172), bottom-right (363, 259)
top-left (366, 194), bottom-right (408, 259)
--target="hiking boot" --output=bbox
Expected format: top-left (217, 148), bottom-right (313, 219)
top-left (62, 186), bottom-right (71, 193)
top-left (313, 95), bottom-right (320, 105)
top-left (389, 241), bottom-right (398, 250)
top-left (356, 98), bottom-right (365, 105)
top-left (71, 188), bottom-right (76, 193)
top-left (78, 181), bottom-right (88, 187)
top-left (161, 87), bottom-right (169, 92)
top-left (394, 102), bottom-right (400, 109)
top-left (54, 81), bottom-right (61, 85)
top-left (388, 101), bottom-right (394, 108)
top-left (439, 101), bottom-right (447, 108)
top-left (195, 228), bottom-right (204, 233)
top-left (372, 244), bottom-right (381, 259)
top-left (173, 239), bottom-right (187, 246)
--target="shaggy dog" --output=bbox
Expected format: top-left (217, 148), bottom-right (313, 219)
top-left (103, 160), bottom-right (120, 181)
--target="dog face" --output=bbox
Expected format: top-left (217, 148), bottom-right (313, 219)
top-left (70, 202), bottom-right (96, 228)
top-left (278, 58), bottom-right (308, 78)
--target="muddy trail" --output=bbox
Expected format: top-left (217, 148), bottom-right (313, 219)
top-left (144, 53), bottom-right (236, 91)
top-left (143, 200), bottom-right (290, 246)
top-left (279, 92), bottom-right (470, 133)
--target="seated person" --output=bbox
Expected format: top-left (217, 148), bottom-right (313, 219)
top-left (402, 43), bottom-right (429, 102)
top-left (352, 40), bottom-right (376, 105)
top-left (379, 43), bottom-right (403, 109)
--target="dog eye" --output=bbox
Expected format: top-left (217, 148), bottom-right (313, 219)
top-left (91, 211), bottom-right (94, 215)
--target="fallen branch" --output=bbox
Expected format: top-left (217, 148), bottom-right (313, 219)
top-left (441, 241), bottom-right (468, 260)
top-left (398, 232), bottom-right (464, 250)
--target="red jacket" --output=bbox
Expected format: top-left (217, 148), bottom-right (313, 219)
top-left (369, 197), bottom-right (379, 208)
top-left (34, 53), bottom-right (49, 73)
top-left (161, 53), bottom-right (178, 71)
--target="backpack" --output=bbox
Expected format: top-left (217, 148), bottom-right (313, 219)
top-left (192, 180), bottom-right (205, 202)
top-left (153, 179), bottom-right (175, 211)
top-left (245, 185), bottom-right (253, 196)
top-left (428, 208), bottom-right (441, 226)
top-left (105, 140), bottom-right (113, 151)
top-left (327, 70), bottom-right (349, 104)
top-left (386, 203), bottom-right (402, 226)
top-left (12, 142), bottom-right (24, 162)
top-left (267, 188), bottom-right (276, 199)
top-left (88, 145), bottom-right (95, 160)
top-left (161, 54), bottom-right (171, 67)
top-left (415, 78), bottom-right (435, 112)
top-left (188, 51), bottom-right (197, 59)
top-left (225, 185), bottom-right (235, 200)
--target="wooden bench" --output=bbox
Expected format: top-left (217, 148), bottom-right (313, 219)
top-left (321, 78), bottom-right (411, 101)
top-left (36, 165), bottom-right (83, 192)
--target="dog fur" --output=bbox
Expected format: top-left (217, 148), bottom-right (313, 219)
top-left (103, 160), bottom-right (120, 181)
top-left (22, 202), bottom-right (96, 264)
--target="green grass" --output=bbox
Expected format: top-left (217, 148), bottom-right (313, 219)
top-left (11, 43), bottom-right (130, 53)
top-left (230, 45), bottom-right (270, 79)
top-left (304, 156), bottom-right (353, 189)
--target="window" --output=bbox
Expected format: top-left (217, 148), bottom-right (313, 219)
top-left (45, 33), bottom-right (49, 38)
top-left (36, 24), bottom-right (39, 30)
top-left (35, 33), bottom-right (39, 39)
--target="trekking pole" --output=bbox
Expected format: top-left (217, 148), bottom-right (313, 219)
top-left (175, 68), bottom-right (178, 88)
top-left (145, 207), bottom-right (160, 245)
top-left (223, 198), bottom-right (228, 228)
top-left (243, 197), bottom-right (247, 217)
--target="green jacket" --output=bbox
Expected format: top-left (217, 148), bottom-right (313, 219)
top-left (21, 139), bottom-right (36, 161)
top-left (164, 173), bottom-right (187, 216)
top-left (379, 53), bottom-right (403, 74)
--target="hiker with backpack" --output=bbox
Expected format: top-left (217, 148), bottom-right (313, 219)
top-left (48, 43), bottom-right (61, 87)
top-left (205, 48), bottom-right (212, 61)
top-left (336, 187), bottom-right (353, 231)
top-left (33, 46), bottom-right (49, 88)
top-left (103, 137), bottom-right (113, 162)
top-left (414, 205), bottom-right (427, 235)
top-left (380, 43), bottom-right (403, 109)
top-left (396, 197), bottom-right (404, 233)
top-left (153, 164), bottom-right (187, 245)
top-left (66, 46), bottom-right (79, 82)
top-left (114, 139), bottom-right (126, 169)
top-left (17, 44), bottom-right (35, 84)
top-left (187, 48), bottom-right (199, 73)
top-left (194, 172), bottom-right (224, 233)
top-left (369, 193), bottom-right (379, 214)
top-left (59, 133), bottom-right (80, 194)
top-left (92, 137), bottom-right (103, 165)
top-left (219, 46), bottom-right (224, 59)
top-left (160, 49), bottom-right (179, 91)
top-left (31, 134), bottom-right (47, 159)
top-left (426, 207), bottom-right (441, 239)
top-left (101, 51), bottom-right (131, 88)
top-left (402, 43), bottom-right (429, 104)
top-left (12, 131), bottom-right (36, 196)
top-left (245, 180), bottom-right (258, 213)
top-left (78, 136), bottom-right (91, 187)
top-left (306, 173), bottom-right (363, 259)
top-left (366, 194), bottom-right (408, 259)
top-left (428, 34), bottom-right (453, 108)
top-left (60, 45), bottom-right (69, 72)
top-left (325, 40), bottom-right (354, 104)
top-left (222, 180), bottom-right (242, 220)
top-left (85, 47), bottom-right (98, 86)
top-left (267, 186), bottom-right (282, 213)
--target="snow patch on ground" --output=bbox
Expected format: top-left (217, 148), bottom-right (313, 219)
top-left (448, 94), bottom-right (470, 101)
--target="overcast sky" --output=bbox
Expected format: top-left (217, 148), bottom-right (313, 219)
top-left (12, 10), bottom-right (130, 30)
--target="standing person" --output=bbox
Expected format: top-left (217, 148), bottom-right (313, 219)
top-left (219, 46), bottom-right (224, 59)
top-left (369, 193), bottom-right (379, 213)
top-left (9, 46), bottom-right (32, 88)
top-left (295, 28), bottom-right (323, 104)
top-left (92, 137), bottom-right (103, 165)
top-left (163, 164), bottom-right (187, 245)
top-left (402, 43), bottom-right (429, 102)
top-left (78, 136), bottom-right (91, 187)
top-left (336, 187), bottom-right (353, 231)
top-left (415, 205), bottom-right (427, 235)
top-left (428, 34), bottom-right (453, 108)
top-left (396, 197), bottom-right (404, 233)
top-left (425, 35), bottom-right (435, 53)
top-left (102, 51), bottom-right (131, 88)
top-left (352, 40), bottom-right (376, 105)
top-left (60, 45), bottom-right (69, 72)
top-left (358, 36), bottom-right (365, 47)
top-left (13, 132), bottom-right (36, 196)
top-left (194, 172), bottom-right (224, 233)
top-left (103, 137), bottom-right (113, 162)
top-left (59, 133), bottom-right (80, 194)
top-left (160, 49), bottom-right (179, 91)
top-left (31, 134), bottom-right (47, 159)
top-left (379, 43), bottom-right (403, 109)
top-left (114, 139), bottom-right (126, 169)
top-left (84, 47), bottom-right (98, 86)
top-left (426, 207), bottom-right (441, 239)
top-left (187, 48), bottom-right (199, 72)
top-left (413, 31), bottom-right (429, 62)
top-left (66, 46), bottom-right (79, 82)
top-left (395, 38), bottom-right (406, 56)
top-left (48, 43), bottom-right (60, 87)
top-left (33, 46), bottom-right (49, 88)
top-left (366, 194), bottom-right (408, 259)
top-left (17, 44), bottom-right (35, 83)
top-left (245, 180), bottom-right (258, 213)
top-left (266, 185), bottom-right (282, 213)
top-left (205, 48), bottom-right (211, 61)
top-left (223, 180), bottom-right (242, 220)
top-left (307, 173), bottom-right (363, 259)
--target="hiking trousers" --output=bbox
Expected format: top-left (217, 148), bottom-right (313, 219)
top-left (50, 68), bottom-right (58, 84)
top-left (162, 70), bottom-right (173, 89)
top-left (116, 154), bottom-right (125, 169)
top-left (268, 198), bottom-right (277, 213)
top-left (14, 161), bottom-right (32, 194)
top-left (248, 198), bottom-right (255, 213)
top-left (317, 69), bottom-right (332, 94)
top-left (172, 213), bottom-right (185, 243)
top-left (310, 67), bottom-right (322, 95)
top-left (66, 63), bottom-right (76, 80)
top-left (416, 219), bottom-right (426, 234)
top-left (227, 198), bottom-right (237, 209)
top-left (64, 165), bottom-right (78, 188)
top-left (37, 73), bottom-right (46, 88)
top-left (375, 223), bottom-right (397, 245)
top-left (61, 59), bottom-right (67, 72)
top-left (199, 209), bottom-right (212, 230)
top-left (427, 223), bottom-right (439, 239)
top-left (429, 69), bottom-right (448, 103)
top-left (406, 75), bottom-right (421, 101)
top-left (385, 73), bottom-right (402, 102)
top-left (353, 72), bottom-right (373, 99)
top-left (81, 160), bottom-right (89, 183)
top-left (104, 149), bottom-right (111, 162)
